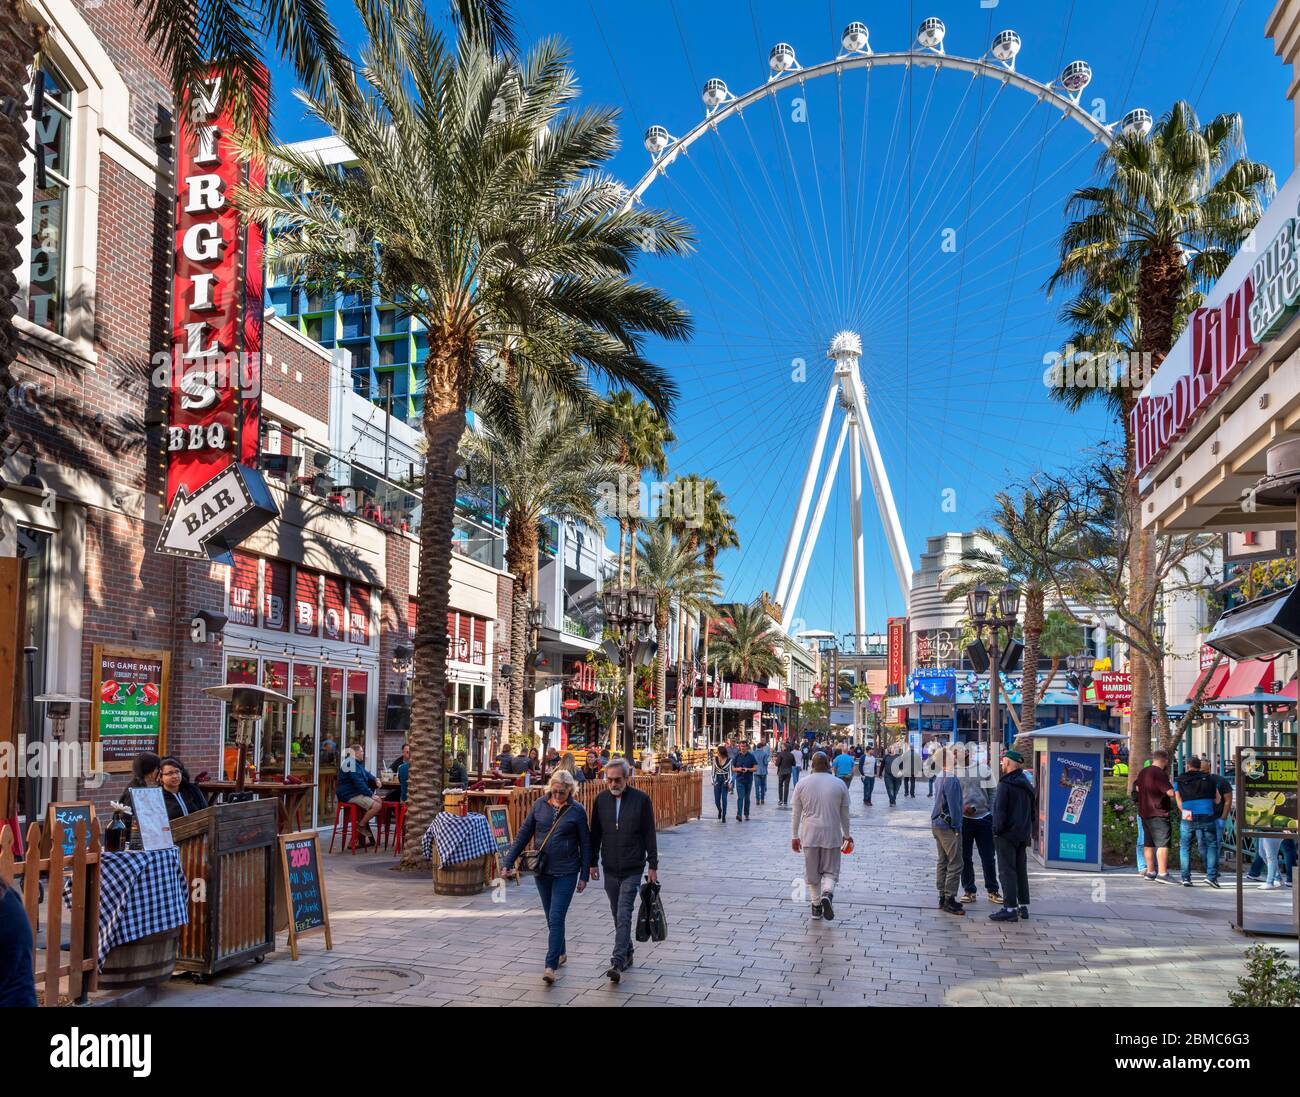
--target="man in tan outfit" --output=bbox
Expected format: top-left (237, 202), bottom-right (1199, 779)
top-left (791, 752), bottom-right (853, 921)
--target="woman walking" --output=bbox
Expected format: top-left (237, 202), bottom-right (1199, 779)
top-left (711, 744), bottom-right (733, 822)
top-left (502, 770), bottom-right (590, 985)
top-left (880, 746), bottom-right (902, 806)
top-left (859, 747), bottom-right (877, 806)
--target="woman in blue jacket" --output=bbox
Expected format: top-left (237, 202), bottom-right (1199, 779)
top-left (503, 769), bottom-right (590, 985)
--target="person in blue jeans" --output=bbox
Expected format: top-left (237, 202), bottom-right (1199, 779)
top-left (752, 739), bottom-right (772, 805)
top-left (711, 746), bottom-right (732, 821)
top-left (1173, 757), bottom-right (1222, 887)
top-left (502, 770), bottom-right (590, 985)
top-left (733, 742), bottom-right (758, 820)
top-left (859, 748), bottom-right (877, 805)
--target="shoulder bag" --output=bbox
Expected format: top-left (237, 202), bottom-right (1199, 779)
top-left (531, 801), bottom-right (569, 875)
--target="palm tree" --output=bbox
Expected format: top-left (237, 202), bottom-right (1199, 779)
top-left (712, 602), bottom-right (784, 685)
top-left (943, 488), bottom-right (1075, 734)
top-left (656, 474), bottom-right (738, 740)
top-left (461, 383), bottom-right (624, 744)
top-left (1048, 100), bottom-right (1271, 768)
top-left (242, 0), bottom-right (692, 868)
top-left (1037, 609), bottom-right (1084, 700)
top-left (606, 390), bottom-right (673, 587)
top-left (635, 526), bottom-right (719, 746)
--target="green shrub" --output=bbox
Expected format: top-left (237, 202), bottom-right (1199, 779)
top-left (1228, 945), bottom-right (1300, 1007)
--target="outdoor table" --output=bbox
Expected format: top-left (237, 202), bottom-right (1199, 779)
top-left (64, 847), bottom-right (188, 968)
top-left (422, 811), bottom-right (496, 865)
top-left (197, 780), bottom-right (314, 833)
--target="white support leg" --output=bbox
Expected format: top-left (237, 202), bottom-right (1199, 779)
top-left (849, 419), bottom-right (867, 654)
top-left (774, 381), bottom-right (840, 609)
top-left (846, 370), bottom-right (912, 607)
top-left (784, 417), bottom-right (850, 628)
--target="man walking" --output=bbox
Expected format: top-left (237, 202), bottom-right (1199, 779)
top-left (881, 745), bottom-right (902, 806)
top-left (931, 747), bottom-right (965, 915)
top-left (989, 749), bottom-right (1036, 922)
top-left (1173, 756), bottom-right (1222, 888)
top-left (832, 745), bottom-right (855, 791)
top-left (1134, 749), bottom-right (1174, 881)
top-left (902, 745), bottom-right (919, 798)
top-left (858, 747), bottom-right (876, 806)
top-left (958, 763), bottom-right (1002, 906)
top-left (790, 752), bottom-right (852, 921)
top-left (775, 741), bottom-right (796, 807)
top-left (732, 739), bottom-right (758, 821)
top-left (752, 738), bottom-right (772, 806)
top-left (588, 758), bottom-right (658, 983)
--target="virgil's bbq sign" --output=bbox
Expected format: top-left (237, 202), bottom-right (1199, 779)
top-left (1132, 196), bottom-right (1300, 476)
top-left (158, 68), bottom-right (276, 561)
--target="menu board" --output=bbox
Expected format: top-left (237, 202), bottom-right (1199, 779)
top-left (486, 805), bottom-right (512, 854)
top-left (278, 831), bottom-right (333, 960)
top-left (1240, 753), bottom-right (1298, 832)
top-left (46, 801), bottom-right (95, 858)
top-left (91, 645), bottom-right (170, 772)
top-left (131, 786), bottom-right (174, 850)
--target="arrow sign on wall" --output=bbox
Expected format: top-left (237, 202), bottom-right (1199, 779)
top-left (156, 463), bottom-right (278, 562)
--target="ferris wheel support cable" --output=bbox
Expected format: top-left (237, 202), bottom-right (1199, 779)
top-left (795, 73), bottom-right (845, 324)
top-left (834, 58), bottom-right (849, 320)
top-left (852, 66), bottom-right (986, 318)
top-left (846, 64), bottom-right (875, 315)
top-left (856, 83), bottom-right (1042, 326)
top-left (847, 66), bottom-right (907, 318)
top-left (848, 417), bottom-right (868, 652)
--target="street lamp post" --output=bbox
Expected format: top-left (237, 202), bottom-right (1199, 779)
top-left (600, 586), bottom-right (656, 758)
top-left (1066, 653), bottom-right (1093, 727)
top-left (966, 584), bottom-right (1021, 760)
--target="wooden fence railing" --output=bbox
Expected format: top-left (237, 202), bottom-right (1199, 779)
top-left (0, 820), bottom-right (102, 1005)
top-left (501, 771), bottom-right (702, 839)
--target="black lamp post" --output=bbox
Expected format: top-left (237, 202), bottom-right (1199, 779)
top-left (1066, 653), bottom-right (1093, 727)
top-left (967, 583), bottom-right (1021, 758)
top-left (600, 586), bottom-right (655, 758)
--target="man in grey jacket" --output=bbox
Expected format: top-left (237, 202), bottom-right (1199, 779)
top-left (957, 766), bottom-right (1002, 906)
top-left (790, 752), bottom-right (853, 921)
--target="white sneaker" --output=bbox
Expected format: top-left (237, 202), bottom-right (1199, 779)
top-left (1258, 882), bottom-right (1274, 891)
top-left (1270, 880), bottom-right (1284, 890)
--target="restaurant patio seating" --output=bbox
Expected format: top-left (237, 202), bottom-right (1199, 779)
top-left (329, 801), bottom-right (369, 854)
top-left (378, 800), bottom-right (407, 853)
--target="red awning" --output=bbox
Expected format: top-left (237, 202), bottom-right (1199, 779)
top-left (1220, 658), bottom-right (1274, 699)
top-left (757, 688), bottom-right (787, 705)
top-left (1277, 678), bottom-right (1297, 701)
top-left (1186, 663), bottom-right (1229, 703)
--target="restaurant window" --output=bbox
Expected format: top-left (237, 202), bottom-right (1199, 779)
top-left (222, 656), bottom-right (259, 780)
top-left (457, 682), bottom-right (472, 712)
top-left (259, 660), bottom-right (289, 778)
top-left (264, 559), bottom-right (290, 631)
top-left (345, 670), bottom-right (368, 751)
top-left (295, 568), bottom-right (320, 636)
top-left (22, 63), bottom-right (72, 334)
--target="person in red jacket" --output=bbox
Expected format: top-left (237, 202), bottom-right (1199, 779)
top-left (1134, 750), bottom-right (1174, 880)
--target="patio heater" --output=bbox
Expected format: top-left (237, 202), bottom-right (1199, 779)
top-left (201, 684), bottom-right (294, 794)
top-left (462, 705), bottom-right (504, 777)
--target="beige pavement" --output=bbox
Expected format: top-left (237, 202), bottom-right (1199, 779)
top-left (146, 773), bottom-right (1297, 1007)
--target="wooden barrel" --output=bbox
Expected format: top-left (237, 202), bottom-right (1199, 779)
top-left (99, 930), bottom-right (179, 988)
top-left (431, 851), bottom-right (491, 895)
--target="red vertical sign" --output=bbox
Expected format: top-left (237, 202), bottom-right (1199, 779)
top-left (167, 67), bottom-right (267, 507)
top-left (887, 617), bottom-right (907, 693)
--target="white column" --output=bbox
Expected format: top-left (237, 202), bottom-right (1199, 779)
top-left (774, 381), bottom-right (840, 608)
top-left (849, 419), bottom-right (867, 654)
top-left (785, 417), bottom-right (850, 627)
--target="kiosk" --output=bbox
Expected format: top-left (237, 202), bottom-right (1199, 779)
top-left (1031, 723), bottom-right (1122, 872)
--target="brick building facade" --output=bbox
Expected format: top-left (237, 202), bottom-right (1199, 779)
top-left (2, 0), bottom-right (514, 831)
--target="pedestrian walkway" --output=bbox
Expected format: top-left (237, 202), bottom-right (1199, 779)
top-left (147, 775), bottom-right (1297, 1007)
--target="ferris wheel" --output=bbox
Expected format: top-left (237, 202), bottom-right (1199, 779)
top-left (612, 13), bottom-right (1154, 650)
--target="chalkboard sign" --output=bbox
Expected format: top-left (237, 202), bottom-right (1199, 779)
top-left (486, 805), bottom-right (512, 854)
top-left (278, 831), bottom-right (332, 960)
top-left (46, 802), bottom-right (95, 857)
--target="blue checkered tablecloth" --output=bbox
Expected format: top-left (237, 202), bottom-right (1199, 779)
top-left (65, 848), bottom-right (189, 967)
top-left (422, 812), bottom-right (496, 865)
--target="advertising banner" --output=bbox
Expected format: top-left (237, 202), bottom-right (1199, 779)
top-left (1094, 672), bottom-right (1133, 705)
top-left (1240, 753), bottom-right (1298, 832)
top-left (1047, 752), bottom-right (1099, 862)
top-left (913, 669), bottom-right (957, 704)
top-left (91, 645), bottom-right (170, 772)
top-left (887, 616), bottom-right (907, 692)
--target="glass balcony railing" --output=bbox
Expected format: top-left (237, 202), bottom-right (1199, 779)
top-left (259, 431), bottom-right (503, 569)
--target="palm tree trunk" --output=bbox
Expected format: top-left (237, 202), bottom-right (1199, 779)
top-left (616, 521), bottom-right (627, 589)
top-left (504, 509), bottom-right (534, 748)
top-left (1020, 589), bottom-right (1044, 732)
top-left (0, 7), bottom-right (40, 458)
top-left (401, 344), bottom-right (468, 870)
top-left (654, 608), bottom-right (669, 745)
top-left (628, 521), bottom-right (639, 586)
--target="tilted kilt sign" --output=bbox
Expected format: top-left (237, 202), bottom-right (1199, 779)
top-left (156, 67), bottom-right (277, 561)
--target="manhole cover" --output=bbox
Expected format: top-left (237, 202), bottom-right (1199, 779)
top-left (309, 965), bottom-right (423, 996)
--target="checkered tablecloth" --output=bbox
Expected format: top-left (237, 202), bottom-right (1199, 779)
top-left (422, 812), bottom-right (496, 865)
top-left (65, 848), bottom-right (189, 967)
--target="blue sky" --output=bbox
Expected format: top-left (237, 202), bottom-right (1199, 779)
top-left (266, 1), bottom-right (1293, 641)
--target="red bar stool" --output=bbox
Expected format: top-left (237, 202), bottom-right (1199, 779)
top-left (329, 802), bottom-right (362, 854)
top-left (379, 800), bottom-right (407, 853)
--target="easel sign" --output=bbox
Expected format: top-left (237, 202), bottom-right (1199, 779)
top-left (45, 802), bottom-right (96, 858)
top-left (486, 805), bottom-right (512, 854)
top-left (279, 831), bottom-right (332, 960)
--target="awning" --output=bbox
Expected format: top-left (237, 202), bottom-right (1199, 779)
top-left (1186, 662), bottom-right (1230, 702)
top-left (1220, 658), bottom-right (1274, 699)
top-left (1278, 678), bottom-right (1297, 701)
